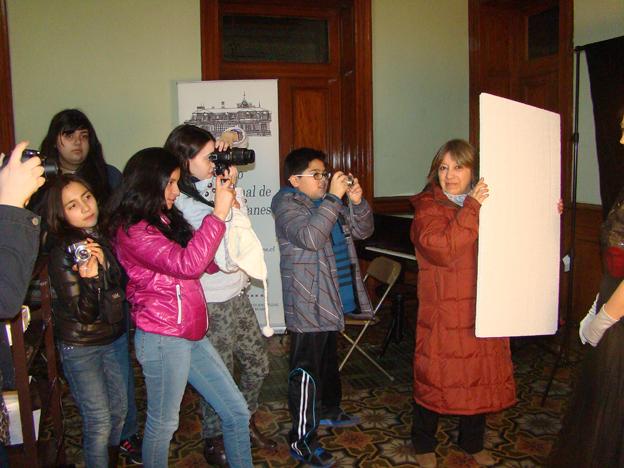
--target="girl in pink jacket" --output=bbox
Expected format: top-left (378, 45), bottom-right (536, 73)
top-left (106, 147), bottom-right (252, 468)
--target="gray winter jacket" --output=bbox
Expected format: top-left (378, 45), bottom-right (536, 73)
top-left (271, 188), bottom-right (374, 333)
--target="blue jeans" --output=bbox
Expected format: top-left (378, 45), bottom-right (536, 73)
top-left (59, 333), bottom-right (129, 468)
top-left (0, 444), bottom-right (8, 468)
top-left (135, 330), bottom-right (252, 468)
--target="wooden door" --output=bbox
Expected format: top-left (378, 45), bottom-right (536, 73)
top-left (200, 0), bottom-right (372, 197)
top-left (469, 0), bottom-right (572, 150)
top-left (0, 0), bottom-right (14, 151)
top-left (469, 0), bottom-right (592, 326)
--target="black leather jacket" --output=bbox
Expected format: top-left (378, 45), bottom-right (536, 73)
top-left (48, 234), bottom-right (125, 346)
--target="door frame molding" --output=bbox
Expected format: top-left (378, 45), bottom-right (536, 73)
top-left (0, 0), bottom-right (15, 150)
top-left (468, 0), bottom-right (573, 202)
top-left (199, 0), bottom-right (373, 204)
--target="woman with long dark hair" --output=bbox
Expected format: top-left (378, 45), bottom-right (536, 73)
top-left (46, 174), bottom-right (128, 467)
top-left (106, 147), bottom-right (252, 467)
top-left (29, 109), bottom-right (121, 218)
top-left (40, 109), bottom-right (120, 200)
top-left (38, 108), bottom-right (142, 461)
top-left (164, 124), bottom-right (273, 465)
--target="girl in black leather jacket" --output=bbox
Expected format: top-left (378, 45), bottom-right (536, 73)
top-left (46, 174), bottom-right (128, 467)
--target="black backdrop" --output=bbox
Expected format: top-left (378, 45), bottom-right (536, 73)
top-left (585, 36), bottom-right (624, 217)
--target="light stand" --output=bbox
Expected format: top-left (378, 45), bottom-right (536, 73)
top-left (541, 45), bottom-right (584, 405)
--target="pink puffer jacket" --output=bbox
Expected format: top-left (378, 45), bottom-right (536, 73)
top-left (115, 215), bottom-right (225, 341)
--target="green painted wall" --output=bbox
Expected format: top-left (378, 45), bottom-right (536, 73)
top-left (574, 0), bottom-right (624, 204)
top-left (7, 0), bottom-right (201, 171)
top-left (372, 0), bottom-right (469, 197)
top-left (10, 1), bottom-right (612, 203)
top-left (8, 0), bottom-right (467, 198)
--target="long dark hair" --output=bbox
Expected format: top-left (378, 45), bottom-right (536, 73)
top-left (40, 109), bottom-right (112, 202)
top-left (164, 124), bottom-right (216, 207)
top-left (105, 147), bottom-right (193, 246)
top-left (46, 174), bottom-right (99, 243)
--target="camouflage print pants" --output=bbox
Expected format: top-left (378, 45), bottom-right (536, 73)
top-left (201, 293), bottom-right (270, 439)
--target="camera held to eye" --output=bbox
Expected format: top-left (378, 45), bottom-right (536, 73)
top-left (67, 241), bottom-right (91, 264)
top-left (0, 149), bottom-right (59, 178)
top-left (209, 148), bottom-right (255, 176)
top-left (346, 175), bottom-right (355, 187)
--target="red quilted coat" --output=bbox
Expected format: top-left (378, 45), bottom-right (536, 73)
top-left (409, 185), bottom-right (516, 415)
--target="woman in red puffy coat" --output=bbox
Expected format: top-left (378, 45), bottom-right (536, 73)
top-left (409, 139), bottom-right (516, 468)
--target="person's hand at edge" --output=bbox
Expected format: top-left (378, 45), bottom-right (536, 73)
top-left (468, 178), bottom-right (489, 205)
top-left (0, 141), bottom-right (45, 208)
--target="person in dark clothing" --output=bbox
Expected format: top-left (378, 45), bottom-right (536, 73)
top-left (46, 174), bottom-right (129, 467)
top-left (549, 112), bottom-right (624, 468)
top-left (0, 141), bottom-right (45, 316)
top-left (271, 148), bottom-right (374, 468)
top-left (33, 109), bottom-right (142, 461)
top-left (0, 141), bottom-right (45, 467)
top-left (30, 109), bottom-right (121, 214)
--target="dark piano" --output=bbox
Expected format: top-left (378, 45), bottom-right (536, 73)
top-left (356, 213), bottom-right (416, 266)
top-left (356, 213), bottom-right (418, 354)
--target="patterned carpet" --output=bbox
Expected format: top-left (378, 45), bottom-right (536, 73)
top-left (51, 305), bottom-right (578, 467)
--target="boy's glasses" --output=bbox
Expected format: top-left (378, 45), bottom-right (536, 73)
top-left (296, 171), bottom-right (331, 180)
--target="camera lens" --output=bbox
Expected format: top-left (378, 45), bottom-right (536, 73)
top-left (74, 245), bottom-right (91, 263)
top-left (0, 148), bottom-right (59, 178)
top-left (42, 160), bottom-right (59, 178)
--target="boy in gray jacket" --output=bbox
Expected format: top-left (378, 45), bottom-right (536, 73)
top-left (271, 147), bottom-right (374, 467)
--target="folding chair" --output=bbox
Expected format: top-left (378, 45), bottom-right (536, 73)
top-left (339, 256), bottom-right (402, 381)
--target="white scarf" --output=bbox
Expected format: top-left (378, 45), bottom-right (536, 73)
top-left (444, 191), bottom-right (468, 206)
top-left (226, 207), bottom-right (274, 337)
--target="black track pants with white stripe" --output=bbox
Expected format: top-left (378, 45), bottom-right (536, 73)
top-left (288, 331), bottom-right (342, 455)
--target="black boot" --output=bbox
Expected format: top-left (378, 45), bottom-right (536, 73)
top-left (250, 413), bottom-right (277, 449)
top-left (204, 436), bottom-right (229, 467)
top-left (108, 445), bottom-right (120, 468)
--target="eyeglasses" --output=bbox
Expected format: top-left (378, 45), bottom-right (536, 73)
top-left (295, 171), bottom-right (331, 180)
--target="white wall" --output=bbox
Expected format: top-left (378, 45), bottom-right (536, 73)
top-left (6, 1), bottom-right (478, 200)
top-left (574, 0), bottom-right (624, 204)
top-left (8, 0), bottom-right (201, 172)
top-left (372, 0), bottom-right (469, 197)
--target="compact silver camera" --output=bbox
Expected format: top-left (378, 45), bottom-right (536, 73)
top-left (67, 241), bottom-right (91, 264)
top-left (346, 175), bottom-right (355, 187)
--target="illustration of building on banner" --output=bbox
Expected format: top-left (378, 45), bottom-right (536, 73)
top-left (185, 93), bottom-right (272, 136)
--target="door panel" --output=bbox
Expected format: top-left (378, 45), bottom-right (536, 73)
top-left (520, 69), bottom-right (559, 113)
top-left (201, 0), bottom-right (372, 197)
top-left (470, 0), bottom-right (577, 326)
top-left (278, 78), bottom-right (341, 179)
top-left (293, 89), bottom-right (330, 150)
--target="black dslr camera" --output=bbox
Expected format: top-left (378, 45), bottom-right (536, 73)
top-left (0, 149), bottom-right (58, 178)
top-left (209, 148), bottom-right (255, 176)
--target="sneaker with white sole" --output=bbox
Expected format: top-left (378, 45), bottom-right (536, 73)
top-left (119, 434), bottom-right (142, 464)
top-left (318, 409), bottom-right (360, 427)
top-left (289, 446), bottom-right (335, 467)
